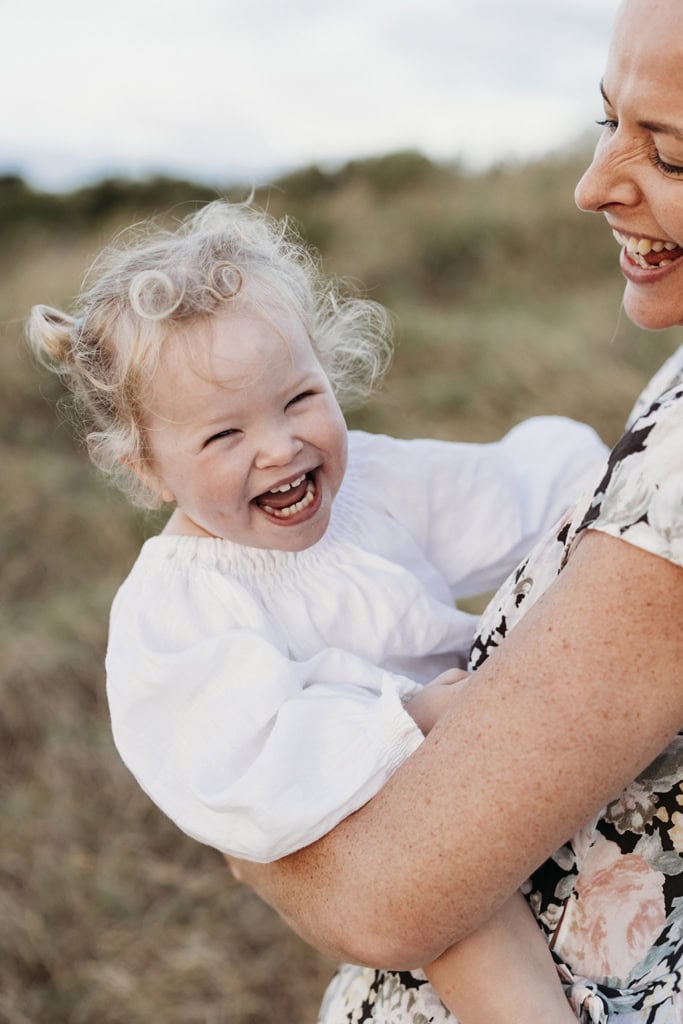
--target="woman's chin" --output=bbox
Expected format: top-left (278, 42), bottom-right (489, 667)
top-left (623, 287), bottom-right (683, 332)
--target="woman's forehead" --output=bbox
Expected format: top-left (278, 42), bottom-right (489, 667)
top-left (612, 0), bottom-right (683, 58)
top-left (606, 0), bottom-right (683, 108)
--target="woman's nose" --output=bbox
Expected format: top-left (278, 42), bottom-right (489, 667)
top-left (575, 133), bottom-right (642, 213)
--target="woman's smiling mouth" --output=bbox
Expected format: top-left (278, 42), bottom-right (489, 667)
top-left (612, 228), bottom-right (683, 268)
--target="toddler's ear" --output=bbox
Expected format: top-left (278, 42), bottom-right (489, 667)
top-left (119, 456), bottom-right (176, 504)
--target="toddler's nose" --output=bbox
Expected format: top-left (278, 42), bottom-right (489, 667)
top-left (254, 428), bottom-right (304, 469)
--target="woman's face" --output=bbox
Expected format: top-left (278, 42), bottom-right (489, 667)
top-left (575, 0), bottom-right (683, 329)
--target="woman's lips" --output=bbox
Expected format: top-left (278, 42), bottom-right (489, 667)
top-left (613, 228), bottom-right (683, 269)
top-left (611, 228), bottom-right (683, 284)
top-left (619, 246), bottom-right (683, 284)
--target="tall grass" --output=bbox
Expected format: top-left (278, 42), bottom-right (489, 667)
top-left (1, 151), bottom-right (680, 1023)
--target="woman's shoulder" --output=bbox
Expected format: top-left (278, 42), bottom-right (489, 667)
top-left (579, 359), bottom-right (683, 568)
top-left (626, 344), bottom-right (683, 428)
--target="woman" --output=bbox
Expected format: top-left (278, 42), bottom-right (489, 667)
top-left (229, 1), bottom-right (683, 1020)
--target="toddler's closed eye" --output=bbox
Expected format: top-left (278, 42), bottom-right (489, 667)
top-left (203, 428), bottom-right (239, 447)
top-left (287, 391), bottom-right (314, 407)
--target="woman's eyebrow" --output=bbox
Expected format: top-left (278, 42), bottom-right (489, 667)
top-left (600, 77), bottom-right (683, 141)
top-left (639, 119), bottom-right (683, 141)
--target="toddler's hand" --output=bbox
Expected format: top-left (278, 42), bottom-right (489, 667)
top-left (404, 667), bottom-right (469, 735)
top-left (428, 667), bottom-right (469, 688)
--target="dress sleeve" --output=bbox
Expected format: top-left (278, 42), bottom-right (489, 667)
top-left (352, 417), bottom-right (608, 598)
top-left (578, 384), bottom-right (683, 568)
top-left (106, 561), bottom-right (424, 862)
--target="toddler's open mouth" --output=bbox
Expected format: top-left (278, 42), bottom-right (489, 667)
top-left (255, 472), bottom-right (317, 520)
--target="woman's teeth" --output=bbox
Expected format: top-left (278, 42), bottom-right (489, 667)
top-left (262, 478), bottom-right (316, 518)
top-left (612, 229), bottom-right (680, 268)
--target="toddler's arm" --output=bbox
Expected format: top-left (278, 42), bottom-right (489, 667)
top-left (424, 892), bottom-right (576, 1022)
top-left (405, 673), bottom-right (577, 1022)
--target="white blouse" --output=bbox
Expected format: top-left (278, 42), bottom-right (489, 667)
top-left (106, 419), bottom-right (607, 861)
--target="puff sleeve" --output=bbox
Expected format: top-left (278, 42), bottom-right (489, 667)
top-left (106, 558), bottom-right (424, 862)
top-left (350, 416), bottom-right (608, 598)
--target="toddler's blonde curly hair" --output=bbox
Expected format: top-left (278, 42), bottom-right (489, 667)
top-left (27, 201), bottom-right (393, 509)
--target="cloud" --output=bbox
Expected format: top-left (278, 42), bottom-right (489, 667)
top-left (2, 0), bottom-right (621, 188)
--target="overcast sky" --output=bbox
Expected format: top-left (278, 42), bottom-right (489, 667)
top-left (3, 0), bottom-right (622, 191)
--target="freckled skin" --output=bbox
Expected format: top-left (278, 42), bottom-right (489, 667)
top-left (226, 0), bottom-right (683, 976)
top-left (575, 0), bottom-right (683, 329)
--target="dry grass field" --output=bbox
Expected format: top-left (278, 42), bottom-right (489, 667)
top-left (1, 152), bottom-right (680, 1023)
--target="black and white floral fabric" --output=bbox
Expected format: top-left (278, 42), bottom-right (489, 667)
top-left (318, 348), bottom-right (683, 1024)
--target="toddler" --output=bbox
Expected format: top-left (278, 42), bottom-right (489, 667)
top-left (29, 201), bottom-right (606, 1022)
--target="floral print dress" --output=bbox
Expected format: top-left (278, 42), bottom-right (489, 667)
top-left (318, 348), bottom-right (683, 1024)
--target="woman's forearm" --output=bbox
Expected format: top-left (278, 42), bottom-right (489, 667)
top-left (230, 531), bottom-right (683, 967)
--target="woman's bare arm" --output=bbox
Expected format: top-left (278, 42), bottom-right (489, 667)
top-left (228, 531), bottom-right (683, 968)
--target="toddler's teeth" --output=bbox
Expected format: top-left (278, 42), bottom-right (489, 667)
top-left (272, 473), bottom-right (306, 494)
top-left (262, 478), bottom-right (316, 519)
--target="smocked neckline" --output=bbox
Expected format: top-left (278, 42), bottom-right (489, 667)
top-left (139, 456), bottom-right (364, 580)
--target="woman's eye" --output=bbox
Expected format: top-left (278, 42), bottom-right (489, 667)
top-left (652, 152), bottom-right (683, 177)
top-left (594, 115), bottom-right (683, 176)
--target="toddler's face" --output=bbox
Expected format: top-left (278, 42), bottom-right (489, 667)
top-left (142, 310), bottom-right (348, 551)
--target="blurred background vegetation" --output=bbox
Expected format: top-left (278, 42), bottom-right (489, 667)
top-left (2, 149), bottom-right (680, 1024)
